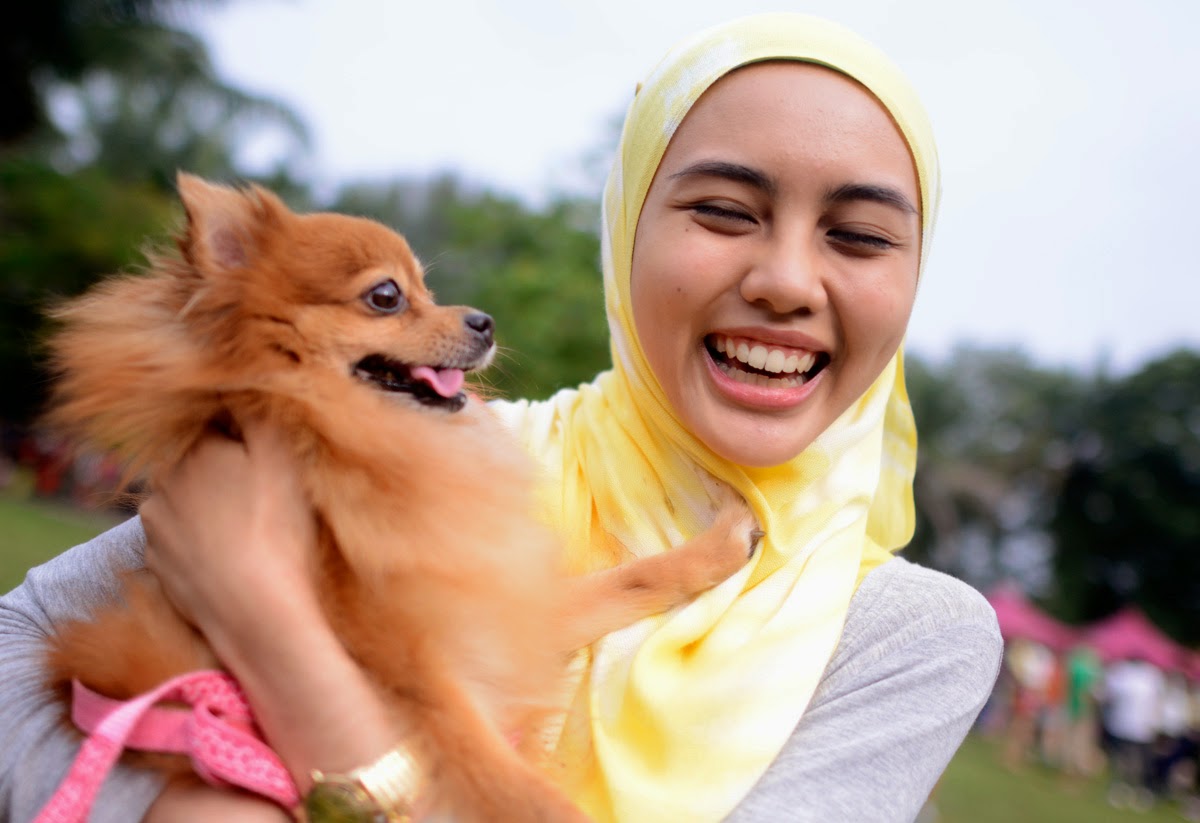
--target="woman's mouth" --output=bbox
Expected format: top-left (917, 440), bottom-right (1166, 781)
top-left (704, 333), bottom-right (829, 389)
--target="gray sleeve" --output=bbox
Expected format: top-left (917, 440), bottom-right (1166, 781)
top-left (0, 516), bottom-right (166, 823)
top-left (724, 558), bottom-right (1003, 823)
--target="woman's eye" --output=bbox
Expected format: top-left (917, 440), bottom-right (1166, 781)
top-left (827, 229), bottom-right (896, 252)
top-left (363, 280), bottom-right (406, 314)
top-left (691, 203), bottom-right (757, 226)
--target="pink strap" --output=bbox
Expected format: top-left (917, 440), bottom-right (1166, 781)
top-left (34, 671), bottom-right (299, 823)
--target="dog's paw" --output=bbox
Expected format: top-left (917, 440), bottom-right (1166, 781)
top-left (711, 498), bottom-right (763, 560)
top-left (697, 482), bottom-right (762, 578)
top-left (748, 528), bottom-right (766, 558)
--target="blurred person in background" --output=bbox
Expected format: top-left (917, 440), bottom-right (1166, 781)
top-left (1002, 638), bottom-right (1054, 770)
top-left (1061, 644), bottom-right (1104, 779)
top-left (1103, 656), bottom-right (1166, 811)
top-left (1151, 671), bottom-right (1197, 805)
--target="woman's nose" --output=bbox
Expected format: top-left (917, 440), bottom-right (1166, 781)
top-left (738, 231), bottom-right (828, 316)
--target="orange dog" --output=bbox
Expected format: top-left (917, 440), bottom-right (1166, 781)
top-left (43, 174), bottom-right (758, 820)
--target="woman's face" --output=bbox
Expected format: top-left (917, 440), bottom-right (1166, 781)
top-left (630, 62), bottom-right (921, 467)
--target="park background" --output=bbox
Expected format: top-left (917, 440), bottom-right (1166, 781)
top-left (2, 1), bottom-right (1197, 820)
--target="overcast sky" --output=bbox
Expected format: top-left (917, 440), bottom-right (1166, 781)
top-left (185, 0), bottom-right (1198, 374)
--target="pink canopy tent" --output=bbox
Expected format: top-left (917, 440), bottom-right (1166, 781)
top-left (1081, 607), bottom-right (1189, 671)
top-left (985, 584), bottom-right (1078, 652)
top-left (1186, 650), bottom-right (1200, 682)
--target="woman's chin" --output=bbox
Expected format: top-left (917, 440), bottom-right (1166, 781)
top-left (683, 395), bottom-right (829, 468)
top-left (706, 428), bottom-right (821, 467)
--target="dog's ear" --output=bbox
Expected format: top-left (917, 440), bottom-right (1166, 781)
top-left (176, 172), bottom-right (289, 276)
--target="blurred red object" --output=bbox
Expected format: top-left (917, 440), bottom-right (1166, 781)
top-left (1082, 607), bottom-right (1189, 672)
top-left (986, 584), bottom-right (1078, 652)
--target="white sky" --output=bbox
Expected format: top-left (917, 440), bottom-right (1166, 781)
top-left (186, 0), bottom-right (1199, 374)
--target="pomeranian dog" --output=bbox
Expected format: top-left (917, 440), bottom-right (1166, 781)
top-left (41, 174), bottom-right (758, 821)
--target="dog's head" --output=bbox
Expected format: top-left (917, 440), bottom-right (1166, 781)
top-left (175, 173), bottom-right (493, 412)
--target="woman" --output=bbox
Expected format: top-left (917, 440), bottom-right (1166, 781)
top-left (0, 14), bottom-right (1001, 822)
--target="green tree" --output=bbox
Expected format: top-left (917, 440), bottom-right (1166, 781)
top-left (0, 161), bottom-right (177, 421)
top-left (907, 347), bottom-right (1089, 589)
top-left (1, 0), bottom-right (309, 423)
top-left (3, 0), bottom-right (228, 145)
top-left (1048, 350), bottom-right (1200, 643)
top-left (39, 25), bottom-right (307, 190)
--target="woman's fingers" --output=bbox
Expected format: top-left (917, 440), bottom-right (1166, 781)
top-left (141, 420), bottom-right (318, 637)
top-left (143, 781), bottom-right (291, 822)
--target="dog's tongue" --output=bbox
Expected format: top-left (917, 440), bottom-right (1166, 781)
top-left (411, 366), bottom-right (465, 398)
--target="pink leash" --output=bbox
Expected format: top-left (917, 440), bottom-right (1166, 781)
top-left (34, 671), bottom-right (299, 823)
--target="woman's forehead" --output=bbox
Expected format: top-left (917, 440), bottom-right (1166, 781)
top-left (659, 62), bottom-right (919, 199)
top-left (694, 63), bottom-right (903, 143)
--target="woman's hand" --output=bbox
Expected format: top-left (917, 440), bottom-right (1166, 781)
top-left (141, 418), bottom-right (319, 645)
top-left (140, 417), bottom-right (408, 795)
top-left (144, 781), bottom-right (291, 822)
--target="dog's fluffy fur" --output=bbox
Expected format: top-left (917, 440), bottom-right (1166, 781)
top-left (43, 174), bottom-right (756, 821)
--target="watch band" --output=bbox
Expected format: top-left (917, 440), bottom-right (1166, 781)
top-left (302, 745), bottom-right (423, 823)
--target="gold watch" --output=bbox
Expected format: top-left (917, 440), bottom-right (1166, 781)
top-left (302, 747), bottom-right (422, 823)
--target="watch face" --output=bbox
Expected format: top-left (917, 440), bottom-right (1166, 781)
top-left (304, 780), bottom-right (378, 823)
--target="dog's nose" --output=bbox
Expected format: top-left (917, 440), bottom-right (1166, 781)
top-left (465, 312), bottom-right (494, 347)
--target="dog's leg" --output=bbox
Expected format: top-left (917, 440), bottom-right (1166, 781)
top-left (557, 494), bottom-right (761, 652)
top-left (392, 658), bottom-right (592, 823)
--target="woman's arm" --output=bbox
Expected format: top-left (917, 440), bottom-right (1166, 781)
top-left (1, 421), bottom-right (407, 821)
top-left (0, 517), bottom-right (166, 822)
top-left (723, 559), bottom-right (1003, 823)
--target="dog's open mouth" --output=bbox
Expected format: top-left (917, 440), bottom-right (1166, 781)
top-left (353, 354), bottom-right (469, 412)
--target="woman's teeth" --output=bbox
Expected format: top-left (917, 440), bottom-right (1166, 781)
top-left (709, 334), bottom-right (819, 388)
top-left (716, 360), bottom-right (802, 388)
top-left (718, 335), bottom-right (816, 374)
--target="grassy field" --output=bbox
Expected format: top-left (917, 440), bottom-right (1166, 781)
top-left (0, 489), bottom-right (126, 594)
top-left (1, 493), bottom-right (1194, 821)
top-left (936, 734), bottom-right (1186, 822)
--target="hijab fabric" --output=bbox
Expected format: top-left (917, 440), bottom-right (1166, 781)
top-left (492, 13), bottom-right (940, 822)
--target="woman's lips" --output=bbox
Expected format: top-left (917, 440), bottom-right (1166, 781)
top-left (702, 333), bottom-right (827, 410)
top-left (708, 333), bottom-right (820, 376)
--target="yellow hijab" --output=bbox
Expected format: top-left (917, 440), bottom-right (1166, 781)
top-left (492, 13), bottom-right (940, 822)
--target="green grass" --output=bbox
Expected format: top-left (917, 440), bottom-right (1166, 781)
top-left (0, 487), bottom-right (126, 594)
top-left (936, 734), bottom-right (1185, 823)
top-left (0, 494), bottom-right (1195, 822)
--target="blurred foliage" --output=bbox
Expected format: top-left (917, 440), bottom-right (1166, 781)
top-left (40, 28), bottom-right (308, 189)
top-left (3, 1), bottom-right (229, 145)
top-left (1047, 350), bottom-right (1200, 643)
top-left (2, 0), bottom-right (1197, 646)
top-left (906, 348), bottom-right (1090, 581)
top-left (0, 158), bottom-right (178, 421)
top-left (908, 346), bottom-right (1200, 644)
top-left (1, 0), bottom-right (306, 421)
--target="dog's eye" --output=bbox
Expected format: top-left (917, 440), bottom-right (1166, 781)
top-left (363, 280), bottom-right (406, 314)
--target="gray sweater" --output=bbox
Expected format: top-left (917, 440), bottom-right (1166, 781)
top-left (0, 517), bottom-right (1001, 822)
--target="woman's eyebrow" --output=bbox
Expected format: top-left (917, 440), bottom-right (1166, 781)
top-left (668, 160), bottom-right (777, 197)
top-left (825, 183), bottom-right (918, 215)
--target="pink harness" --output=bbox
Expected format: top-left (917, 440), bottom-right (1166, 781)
top-left (34, 671), bottom-right (299, 823)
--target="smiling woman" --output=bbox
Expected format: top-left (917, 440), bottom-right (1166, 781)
top-left (478, 17), bottom-right (1000, 820)
top-left (631, 61), bottom-right (921, 467)
top-left (0, 13), bottom-right (1001, 823)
